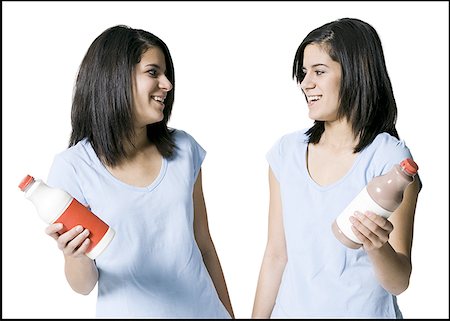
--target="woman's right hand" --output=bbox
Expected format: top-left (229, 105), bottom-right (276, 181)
top-left (45, 223), bottom-right (91, 258)
top-left (45, 223), bottom-right (98, 294)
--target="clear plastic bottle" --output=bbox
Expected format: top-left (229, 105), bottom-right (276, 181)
top-left (331, 158), bottom-right (419, 249)
top-left (19, 174), bottom-right (115, 259)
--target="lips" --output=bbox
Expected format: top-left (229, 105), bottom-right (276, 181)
top-left (307, 95), bottom-right (322, 103)
top-left (152, 95), bottom-right (166, 103)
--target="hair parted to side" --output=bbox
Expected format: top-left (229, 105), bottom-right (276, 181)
top-left (69, 25), bottom-right (176, 166)
top-left (293, 18), bottom-right (399, 153)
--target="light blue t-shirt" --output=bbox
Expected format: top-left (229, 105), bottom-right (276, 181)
top-left (266, 129), bottom-right (419, 319)
top-left (47, 129), bottom-right (230, 318)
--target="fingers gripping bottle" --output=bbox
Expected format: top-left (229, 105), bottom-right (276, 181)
top-left (19, 174), bottom-right (115, 259)
top-left (332, 158), bottom-right (419, 249)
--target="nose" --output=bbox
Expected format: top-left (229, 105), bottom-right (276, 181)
top-left (300, 72), bottom-right (315, 92)
top-left (159, 74), bottom-right (173, 92)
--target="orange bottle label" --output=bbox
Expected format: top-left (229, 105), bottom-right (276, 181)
top-left (55, 199), bottom-right (109, 254)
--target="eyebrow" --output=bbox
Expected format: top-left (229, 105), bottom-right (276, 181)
top-left (302, 63), bottom-right (329, 70)
top-left (144, 63), bottom-right (161, 69)
top-left (143, 63), bottom-right (168, 74)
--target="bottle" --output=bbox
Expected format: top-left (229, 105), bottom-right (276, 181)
top-left (332, 158), bottom-right (419, 249)
top-left (19, 174), bottom-right (115, 259)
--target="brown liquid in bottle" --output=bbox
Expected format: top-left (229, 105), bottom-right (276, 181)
top-left (366, 159), bottom-right (418, 211)
top-left (332, 158), bottom-right (418, 249)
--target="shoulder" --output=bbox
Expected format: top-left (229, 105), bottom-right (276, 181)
top-left (370, 132), bottom-right (412, 160)
top-left (171, 128), bottom-right (200, 147)
top-left (269, 128), bottom-right (308, 154)
top-left (169, 128), bottom-right (206, 179)
top-left (52, 138), bottom-right (95, 167)
top-left (281, 128), bottom-right (309, 143)
top-left (47, 139), bottom-right (96, 204)
top-left (365, 132), bottom-right (414, 175)
top-left (170, 128), bottom-right (206, 159)
top-left (371, 132), bottom-right (409, 150)
top-left (48, 139), bottom-right (98, 183)
top-left (266, 129), bottom-right (307, 180)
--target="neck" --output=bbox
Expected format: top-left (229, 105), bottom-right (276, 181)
top-left (321, 120), bottom-right (359, 150)
top-left (122, 128), bottom-right (151, 156)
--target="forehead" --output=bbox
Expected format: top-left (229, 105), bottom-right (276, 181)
top-left (139, 47), bottom-right (166, 65)
top-left (303, 43), bottom-right (333, 66)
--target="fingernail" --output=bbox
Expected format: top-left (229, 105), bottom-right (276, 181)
top-left (76, 225), bottom-right (83, 232)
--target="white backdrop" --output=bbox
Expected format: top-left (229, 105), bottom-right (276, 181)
top-left (3, 1), bottom-right (449, 318)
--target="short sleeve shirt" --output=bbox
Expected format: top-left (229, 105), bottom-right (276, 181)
top-left (266, 129), bottom-right (418, 318)
top-left (47, 129), bottom-right (231, 318)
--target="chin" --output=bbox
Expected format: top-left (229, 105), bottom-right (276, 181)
top-left (144, 115), bottom-right (164, 125)
top-left (152, 110), bottom-right (164, 121)
top-left (308, 112), bottom-right (321, 120)
top-left (308, 112), bottom-right (330, 122)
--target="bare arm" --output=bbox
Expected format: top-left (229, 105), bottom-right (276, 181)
top-left (45, 223), bottom-right (98, 295)
top-left (193, 169), bottom-right (235, 318)
top-left (252, 167), bottom-right (287, 318)
top-left (350, 178), bottom-right (420, 295)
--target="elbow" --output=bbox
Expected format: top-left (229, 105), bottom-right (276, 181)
top-left (393, 280), bottom-right (410, 296)
top-left (68, 276), bottom-right (97, 295)
top-left (277, 253), bottom-right (288, 266)
top-left (199, 244), bottom-right (215, 261)
top-left (389, 286), bottom-right (408, 296)
top-left (81, 286), bottom-right (96, 296)
top-left (386, 256), bottom-right (412, 296)
top-left (72, 285), bottom-right (96, 296)
top-left (265, 251), bottom-right (288, 267)
top-left (386, 277), bottom-right (410, 296)
top-left (79, 291), bottom-right (91, 296)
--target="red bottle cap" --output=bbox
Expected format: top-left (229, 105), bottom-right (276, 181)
top-left (18, 175), bottom-right (35, 191)
top-left (400, 158), bottom-right (418, 175)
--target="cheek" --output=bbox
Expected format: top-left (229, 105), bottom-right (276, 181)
top-left (135, 76), bottom-right (158, 95)
top-left (329, 79), bottom-right (341, 104)
top-left (136, 82), bottom-right (149, 96)
top-left (333, 76), bottom-right (341, 96)
top-left (334, 84), bottom-right (341, 98)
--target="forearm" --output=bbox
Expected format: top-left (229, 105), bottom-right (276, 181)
top-left (64, 255), bottom-right (98, 295)
top-left (202, 248), bottom-right (234, 318)
top-left (252, 254), bottom-right (287, 318)
top-left (367, 242), bottom-right (411, 295)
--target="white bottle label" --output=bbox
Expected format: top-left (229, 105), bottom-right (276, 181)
top-left (335, 187), bottom-right (393, 244)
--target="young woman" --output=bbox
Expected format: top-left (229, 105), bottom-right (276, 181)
top-left (44, 25), bottom-right (234, 318)
top-left (252, 18), bottom-right (421, 318)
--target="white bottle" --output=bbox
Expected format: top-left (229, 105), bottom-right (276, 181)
top-left (331, 158), bottom-right (418, 249)
top-left (19, 174), bottom-right (115, 259)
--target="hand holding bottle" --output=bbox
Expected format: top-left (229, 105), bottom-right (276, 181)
top-left (19, 174), bottom-right (115, 259)
top-left (349, 210), bottom-right (394, 251)
top-left (45, 222), bottom-right (99, 295)
top-left (332, 158), bottom-right (418, 249)
top-left (45, 223), bottom-right (92, 258)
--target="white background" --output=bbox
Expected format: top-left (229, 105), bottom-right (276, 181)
top-left (3, 1), bottom-right (449, 318)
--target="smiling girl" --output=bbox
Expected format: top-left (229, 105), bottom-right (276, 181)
top-left (43, 25), bottom-right (234, 318)
top-left (252, 18), bottom-right (421, 318)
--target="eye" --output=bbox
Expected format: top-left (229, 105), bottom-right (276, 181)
top-left (315, 70), bottom-right (325, 76)
top-left (147, 68), bottom-right (158, 77)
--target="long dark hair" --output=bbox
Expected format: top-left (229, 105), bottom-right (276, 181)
top-left (293, 18), bottom-right (399, 153)
top-left (69, 25), bottom-right (176, 166)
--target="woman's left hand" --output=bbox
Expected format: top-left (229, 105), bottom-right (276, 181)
top-left (349, 211), bottom-right (394, 251)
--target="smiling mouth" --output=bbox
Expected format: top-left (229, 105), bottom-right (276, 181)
top-left (152, 96), bottom-right (166, 104)
top-left (307, 95), bottom-right (322, 103)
